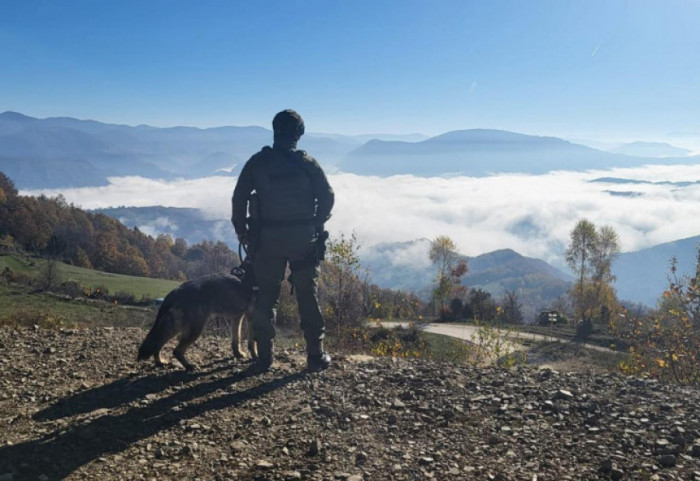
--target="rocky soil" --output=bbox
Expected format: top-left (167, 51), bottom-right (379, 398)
top-left (1, 327), bottom-right (699, 481)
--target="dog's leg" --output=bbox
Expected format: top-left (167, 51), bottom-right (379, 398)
top-left (138, 310), bottom-right (180, 368)
top-left (154, 319), bottom-right (178, 367)
top-left (246, 314), bottom-right (257, 361)
top-left (173, 311), bottom-right (206, 371)
top-left (173, 335), bottom-right (198, 371)
top-left (231, 313), bottom-right (245, 359)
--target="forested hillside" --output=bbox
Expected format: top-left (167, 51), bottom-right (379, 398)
top-left (0, 172), bottom-right (237, 280)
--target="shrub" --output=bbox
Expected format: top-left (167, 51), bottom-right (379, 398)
top-left (469, 319), bottom-right (526, 368)
top-left (331, 321), bottom-right (427, 359)
top-left (613, 255), bottom-right (700, 385)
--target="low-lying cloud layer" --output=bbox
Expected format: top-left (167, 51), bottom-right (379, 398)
top-left (25, 164), bottom-right (700, 268)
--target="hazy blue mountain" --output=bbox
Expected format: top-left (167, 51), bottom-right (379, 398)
top-left (611, 141), bottom-right (693, 158)
top-left (5, 111), bottom-right (698, 187)
top-left (0, 156), bottom-right (110, 188)
top-left (339, 129), bottom-right (699, 176)
top-left (0, 111), bottom-right (362, 188)
top-left (614, 235), bottom-right (700, 307)
top-left (310, 132), bottom-right (428, 143)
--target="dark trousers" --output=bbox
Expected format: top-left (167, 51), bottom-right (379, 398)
top-left (251, 225), bottom-right (325, 352)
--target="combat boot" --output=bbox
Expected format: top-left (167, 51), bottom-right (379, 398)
top-left (250, 338), bottom-right (274, 373)
top-left (307, 339), bottom-right (331, 372)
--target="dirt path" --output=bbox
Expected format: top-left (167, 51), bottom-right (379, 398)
top-left (385, 321), bottom-right (615, 354)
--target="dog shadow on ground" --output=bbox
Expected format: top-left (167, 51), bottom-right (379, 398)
top-left (33, 360), bottom-right (237, 422)
top-left (2, 368), bottom-right (307, 480)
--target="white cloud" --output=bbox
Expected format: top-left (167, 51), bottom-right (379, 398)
top-left (23, 164), bottom-right (700, 268)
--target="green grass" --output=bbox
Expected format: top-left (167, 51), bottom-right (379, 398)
top-left (0, 255), bottom-right (180, 299)
top-left (422, 331), bottom-right (471, 363)
top-left (0, 255), bottom-right (33, 273)
top-left (0, 283), bottom-right (155, 328)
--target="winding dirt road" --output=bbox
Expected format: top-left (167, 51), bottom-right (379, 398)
top-left (385, 321), bottom-right (615, 354)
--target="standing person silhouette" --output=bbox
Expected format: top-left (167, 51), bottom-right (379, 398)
top-left (232, 109), bottom-right (334, 373)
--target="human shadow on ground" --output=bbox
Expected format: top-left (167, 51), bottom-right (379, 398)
top-left (34, 361), bottom-right (236, 421)
top-left (3, 369), bottom-right (306, 480)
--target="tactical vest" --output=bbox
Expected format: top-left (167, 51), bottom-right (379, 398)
top-left (252, 146), bottom-right (316, 225)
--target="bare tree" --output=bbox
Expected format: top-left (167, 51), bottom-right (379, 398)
top-left (500, 290), bottom-right (523, 324)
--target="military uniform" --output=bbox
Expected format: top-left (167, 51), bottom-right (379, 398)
top-left (231, 110), bottom-right (334, 371)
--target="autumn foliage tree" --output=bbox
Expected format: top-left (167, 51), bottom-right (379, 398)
top-left (321, 232), bottom-right (364, 336)
top-left (429, 235), bottom-right (468, 314)
top-left (565, 219), bottom-right (621, 325)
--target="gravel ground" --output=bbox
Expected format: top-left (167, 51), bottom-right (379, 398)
top-left (0, 327), bottom-right (699, 481)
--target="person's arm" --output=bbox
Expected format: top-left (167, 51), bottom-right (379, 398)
top-left (231, 159), bottom-right (256, 239)
top-left (309, 159), bottom-right (334, 228)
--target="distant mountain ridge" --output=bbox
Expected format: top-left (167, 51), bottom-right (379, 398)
top-left (0, 111), bottom-right (364, 188)
top-left (615, 235), bottom-right (700, 307)
top-left (340, 129), bottom-right (698, 176)
top-left (4, 111), bottom-right (699, 188)
top-left (611, 141), bottom-right (692, 158)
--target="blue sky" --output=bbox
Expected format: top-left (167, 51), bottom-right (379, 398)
top-left (1, 0), bottom-right (698, 142)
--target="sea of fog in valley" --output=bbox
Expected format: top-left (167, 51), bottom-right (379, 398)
top-left (24, 163), bottom-right (700, 271)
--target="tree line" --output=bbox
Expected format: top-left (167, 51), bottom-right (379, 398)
top-left (0, 172), bottom-right (238, 280)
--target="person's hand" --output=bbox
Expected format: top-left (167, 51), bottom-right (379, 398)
top-left (237, 233), bottom-right (247, 245)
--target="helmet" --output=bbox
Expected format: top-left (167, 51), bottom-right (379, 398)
top-left (272, 109), bottom-right (305, 139)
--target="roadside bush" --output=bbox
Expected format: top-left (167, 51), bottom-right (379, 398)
top-left (469, 319), bottom-right (526, 368)
top-left (370, 323), bottom-right (427, 358)
top-left (331, 321), bottom-right (427, 358)
top-left (613, 255), bottom-right (700, 385)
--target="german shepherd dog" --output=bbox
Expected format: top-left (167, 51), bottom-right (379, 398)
top-left (137, 273), bottom-right (257, 370)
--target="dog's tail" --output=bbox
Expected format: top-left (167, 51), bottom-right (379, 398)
top-left (137, 305), bottom-right (173, 361)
